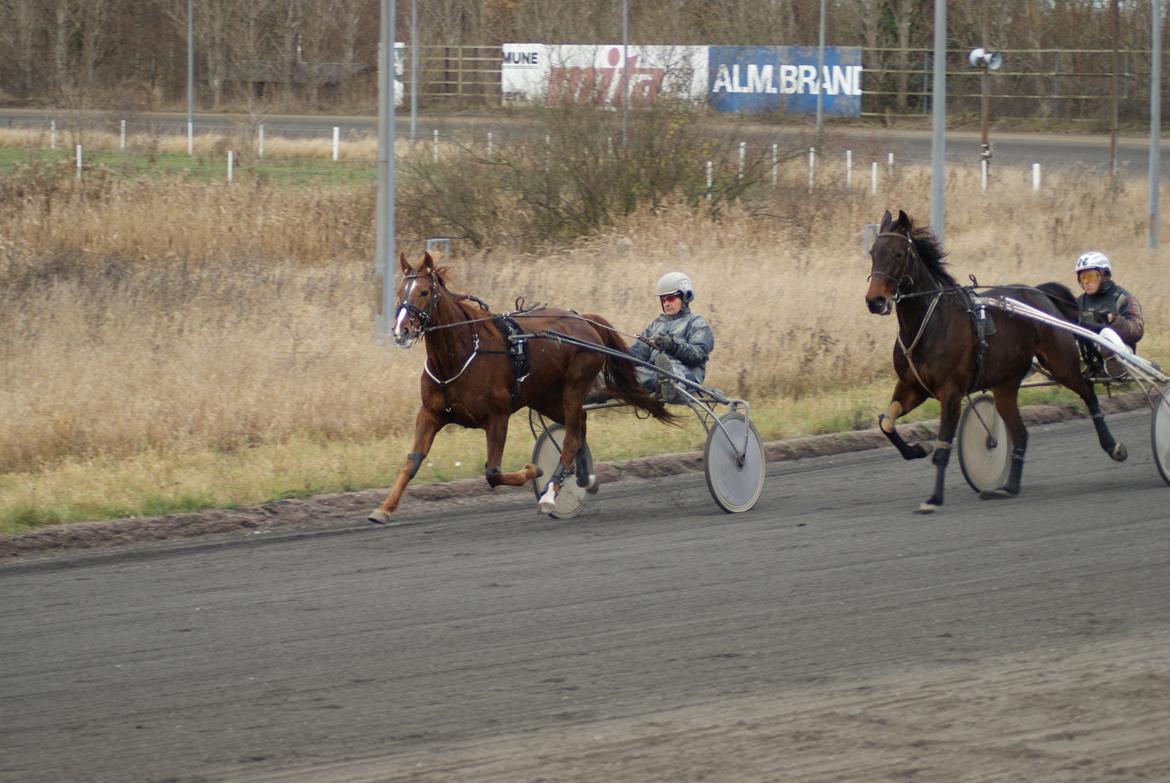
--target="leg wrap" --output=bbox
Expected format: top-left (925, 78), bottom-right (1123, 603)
top-left (405, 452), bottom-right (424, 479)
top-left (930, 440), bottom-right (952, 467)
top-left (549, 462), bottom-right (570, 485)
top-left (485, 465), bottom-right (502, 487)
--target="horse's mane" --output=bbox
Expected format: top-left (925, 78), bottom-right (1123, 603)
top-left (907, 222), bottom-right (956, 287)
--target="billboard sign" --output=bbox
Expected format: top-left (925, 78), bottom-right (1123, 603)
top-left (502, 44), bottom-right (708, 106)
top-left (708, 46), bottom-right (862, 116)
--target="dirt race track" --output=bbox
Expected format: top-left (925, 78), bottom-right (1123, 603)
top-left (2, 406), bottom-right (1168, 782)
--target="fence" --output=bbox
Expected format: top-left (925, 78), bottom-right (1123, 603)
top-left (406, 44), bottom-right (1167, 124)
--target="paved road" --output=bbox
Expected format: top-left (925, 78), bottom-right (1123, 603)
top-left (2, 409), bottom-right (1167, 781)
top-left (2, 107), bottom-right (1167, 174)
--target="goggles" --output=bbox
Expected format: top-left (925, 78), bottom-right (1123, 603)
top-left (659, 292), bottom-right (682, 302)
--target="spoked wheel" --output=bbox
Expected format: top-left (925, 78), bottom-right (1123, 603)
top-left (703, 412), bottom-right (766, 513)
top-left (1151, 383), bottom-right (1170, 487)
top-left (531, 423), bottom-right (594, 519)
top-left (958, 394), bottom-right (1013, 493)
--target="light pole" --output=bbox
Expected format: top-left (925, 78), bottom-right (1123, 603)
top-left (1150, 0), bottom-right (1162, 249)
top-left (410, 0), bottom-right (418, 142)
top-left (186, 0), bottom-right (194, 156)
top-left (930, 0), bottom-right (946, 242)
top-left (376, 0), bottom-right (398, 337)
top-left (815, 0), bottom-right (826, 150)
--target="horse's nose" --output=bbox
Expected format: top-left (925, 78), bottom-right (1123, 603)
top-left (866, 296), bottom-right (891, 315)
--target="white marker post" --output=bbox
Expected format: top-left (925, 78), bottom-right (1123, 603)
top-left (258, 124), bottom-right (265, 159)
top-left (228, 150), bottom-right (234, 183)
top-left (433, 129), bottom-right (440, 163)
top-left (887, 152), bottom-right (894, 177)
top-left (75, 145), bottom-right (82, 179)
top-left (738, 141), bottom-right (746, 181)
top-left (332, 126), bottom-right (340, 162)
top-left (771, 143), bottom-right (778, 188)
top-left (1032, 163), bottom-right (1041, 192)
top-left (120, 120), bottom-right (127, 151)
top-left (871, 161), bottom-right (878, 194)
top-left (487, 131), bottom-right (493, 159)
top-left (981, 158), bottom-right (989, 193)
top-left (50, 120), bottom-right (56, 149)
top-left (845, 149), bottom-right (853, 189)
top-left (187, 121), bottom-right (194, 156)
top-left (807, 147), bottom-right (816, 193)
top-left (705, 160), bottom-right (713, 200)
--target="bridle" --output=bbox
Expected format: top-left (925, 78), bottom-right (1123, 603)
top-left (867, 230), bottom-right (919, 299)
top-left (395, 271), bottom-right (440, 335)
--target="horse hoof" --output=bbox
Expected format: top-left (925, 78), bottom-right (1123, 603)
top-left (368, 509), bottom-right (391, 525)
top-left (538, 485), bottom-right (558, 515)
top-left (531, 464), bottom-right (544, 479)
top-left (585, 474), bottom-right (599, 495)
top-left (1110, 443), bottom-right (1128, 462)
top-left (915, 501), bottom-right (938, 515)
top-left (979, 489), bottom-right (1018, 500)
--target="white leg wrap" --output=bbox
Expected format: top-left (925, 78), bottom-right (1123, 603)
top-left (538, 483), bottom-right (559, 514)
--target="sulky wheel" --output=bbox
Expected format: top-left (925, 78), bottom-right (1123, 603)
top-left (958, 394), bottom-right (1013, 493)
top-left (703, 412), bottom-right (766, 513)
top-left (1152, 383), bottom-right (1170, 487)
top-left (531, 423), bottom-right (593, 519)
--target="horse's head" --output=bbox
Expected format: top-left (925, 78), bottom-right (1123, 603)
top-left (866, 209), bottom-right (918, 316)
top-left (393, 251), bottom-right (445, 348)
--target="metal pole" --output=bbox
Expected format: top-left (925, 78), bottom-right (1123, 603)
top-left (376, 0), bottom-right (398, 336)
top-left (979, 4), bottom-right (991, 168)
top-left (1110, 0), bottom-right (1120, 176)
top-left (1150, 0), bottom-right (1163, 249)
top-left (622, 0), bottom-right (629, 146)
top-left (410, 0), bottom-right (418, 142)
top-left (186, 0), bottom-right (194, 156)
top-left (815, 0), bottom-right (826, 150)
top-left (930, 0), bottom-right (947, 243)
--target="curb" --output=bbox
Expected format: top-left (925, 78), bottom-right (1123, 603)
top-left (0, 392), bottom-right (1152, 559)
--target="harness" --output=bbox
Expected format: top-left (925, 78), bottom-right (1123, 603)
top-left (396, 275), bottom-right (534, 412)
top-left (872, 232), bottom-right (993, 396)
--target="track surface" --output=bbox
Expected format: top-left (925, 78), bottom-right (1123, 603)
top-left (2, 410), bottom-right (1168, 782)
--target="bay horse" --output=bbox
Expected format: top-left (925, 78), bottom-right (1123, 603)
top-left (369, 251), bottom-right (675, 524)
top-left (865, 209), bottom-right (1126, 513)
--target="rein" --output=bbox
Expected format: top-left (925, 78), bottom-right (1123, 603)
top-left (872, 230), bottom-right (950, 397)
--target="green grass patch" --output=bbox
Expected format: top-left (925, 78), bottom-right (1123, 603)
top-left (0, 146), bottom-right (373, 186)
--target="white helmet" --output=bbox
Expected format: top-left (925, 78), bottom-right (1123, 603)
top-left (1075, 251), bottom-right (1111, 276)
top-left (655, 271), bottom-right (694, 303)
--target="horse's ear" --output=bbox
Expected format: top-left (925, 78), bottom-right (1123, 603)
top-left (879, 210), bottom-right (893, 231)
top-left (421, 251), bottom-right (435, 272)
top-left (896, 209), bottom-right (912, 233)
top-left (399, 252), bottom-right (412, 274)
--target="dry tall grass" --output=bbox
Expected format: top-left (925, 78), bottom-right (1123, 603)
top-left (1, 157), bottom-right (1166, 530)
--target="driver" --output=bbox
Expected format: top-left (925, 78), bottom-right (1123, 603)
top-left (1074, 250), bottom-right (1145, 375)
top-left (628, 272), bottom-right (715, 402)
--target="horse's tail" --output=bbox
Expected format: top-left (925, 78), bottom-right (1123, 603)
top-left (587, 314), bottom-right (679, 425)
top-left (1034, 281), bottom-right (1080, 322)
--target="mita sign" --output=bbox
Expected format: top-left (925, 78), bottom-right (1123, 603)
top-left (502, 44), bottom-right (706, 107)
top-left (708, 46), bottom-right (862, 116)
top-left (500, 44), bottom-right (863, 117)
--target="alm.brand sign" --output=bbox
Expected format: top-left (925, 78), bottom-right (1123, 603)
top-left (708, 46), bottom-right (862, 116)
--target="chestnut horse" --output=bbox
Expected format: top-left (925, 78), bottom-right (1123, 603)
top-left (369, 251), bottom-right (675, 524)
top-left (865, 209), bottom-right (1126, 513)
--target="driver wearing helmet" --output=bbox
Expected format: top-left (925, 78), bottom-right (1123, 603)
top-left (628, 272), bottom-right (715, 402)
top-left (1074, 251), bottom-right (1144, 351)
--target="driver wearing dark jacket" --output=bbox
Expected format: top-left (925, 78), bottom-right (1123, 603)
top-left (628, 272), bottom-right (715, 402)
